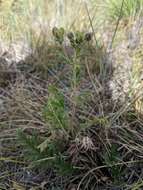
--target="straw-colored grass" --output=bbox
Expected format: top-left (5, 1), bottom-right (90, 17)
top-left (0, 0), bottom-right (97, 43)
top-left (1, 0), bottom-right (143, 189)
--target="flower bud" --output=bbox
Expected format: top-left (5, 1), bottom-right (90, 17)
top-left (85, 32), bottom-right (93, 41)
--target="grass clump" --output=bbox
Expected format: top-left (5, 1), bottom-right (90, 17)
top-left (102, 0), bottom-right (143, 21)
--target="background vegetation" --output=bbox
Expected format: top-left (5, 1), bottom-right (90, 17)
top-left (0, 0), bottom-right (143, 189)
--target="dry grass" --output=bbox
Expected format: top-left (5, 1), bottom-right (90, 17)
top-left (0, 0), bottom-right (97, 43)
top-left (1, 1), bottom-right (143, 190)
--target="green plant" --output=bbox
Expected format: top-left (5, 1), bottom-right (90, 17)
top-left (52, 27), bottom-right (65, 45)
top-left (103, 144), bottom-right (122, 183)
top-left (103, 0), bottom-right (143, 21)
top-left (17, 84), bottom-right (77, 175)
top-left (17, 28), bottom-right (97, 176)
top-left (17, 129), bottom-right (75, 175)
top-left (43, 85), bottom-right (70, 136)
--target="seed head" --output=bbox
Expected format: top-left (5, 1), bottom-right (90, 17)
top-left (67, 32), bottom-right (74, 40)
top-left (52, 27), bottom-right (58, 37)
top-left (75, 31), bottom-right (84, 45)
